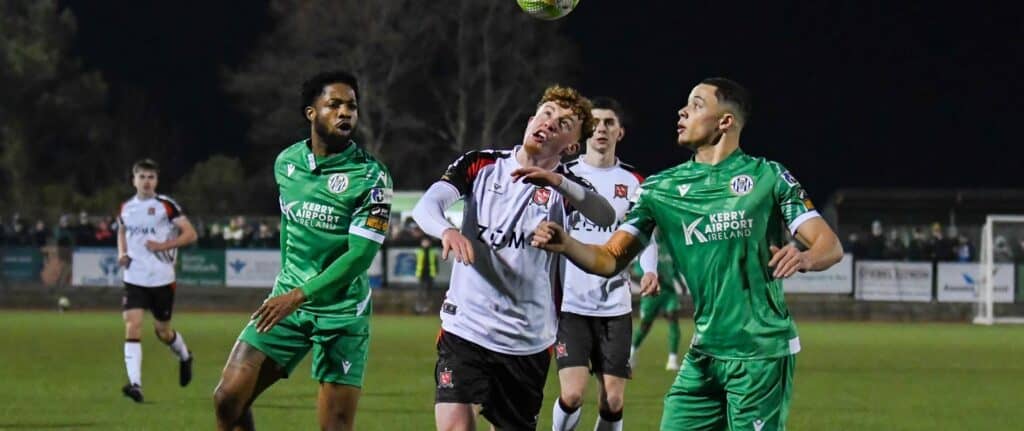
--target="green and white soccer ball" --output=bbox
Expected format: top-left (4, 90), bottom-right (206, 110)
top-left (517, 0), bottom-right (580, 21)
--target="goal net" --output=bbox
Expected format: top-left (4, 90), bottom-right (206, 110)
top-left (973, 215), bottom-right (1024, 325)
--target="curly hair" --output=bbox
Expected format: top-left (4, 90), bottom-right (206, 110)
top-left (537, 85), bottom-right (596, 142)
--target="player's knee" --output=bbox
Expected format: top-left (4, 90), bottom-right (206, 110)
top-left (560, 391), bottom-right (584, 409)
top-left (154, 327), bottom-right (171, 343)
top-left (604, 393), bottom-right (625, 412)
top-left (212, 384), bottom-right (245, 420)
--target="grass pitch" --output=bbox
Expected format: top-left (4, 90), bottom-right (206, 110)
top-left (0, 311), bottom-right (1021, 430)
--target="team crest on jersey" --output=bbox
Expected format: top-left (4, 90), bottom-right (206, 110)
top-left (147, 207), bottom-right (156, 215)
top-left (614, 184), bottom-right (628, 199)
top-left (287, 163), bottom-right (296, 177)
top-left (555, 342), bottom-right (568, 358)
top-left (729, 175), bottom-right (754, 196)
top-left (438, 368), bottom-right (454, 388)
top-left (327, 173), bottom-right (349, 193)
top-left (532, 187), bottom-right (551, 207)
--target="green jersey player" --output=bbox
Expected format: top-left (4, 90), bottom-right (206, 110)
top-left (532, 78), bottom-right (843, 431)
top-left (213, 71), bottom-right (392, 431)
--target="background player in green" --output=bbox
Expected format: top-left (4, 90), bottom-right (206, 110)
top-left (630, 232), bottom-right (685, 371)
top-left (531, 77), bottom-right (843, 431)
top-left (213, 70), bottom-right (392, 431)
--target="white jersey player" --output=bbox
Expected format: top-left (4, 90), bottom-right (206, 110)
top-left (551, 97), bottom-right (658, 431)
top-left (117, 159), bottom-right (198, 403)
top-left (412, 86), bottom-right (615, 431)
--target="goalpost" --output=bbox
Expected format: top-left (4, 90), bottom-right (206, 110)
top-left (973, 215), bottom-right (1024, 325)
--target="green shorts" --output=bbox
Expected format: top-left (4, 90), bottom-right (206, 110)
top-left (639, 288), bottom-right (679, 321)
top-left (238, 309), bottom-right (370, 387)
top-left (661, 350), bottom-right (795, 431)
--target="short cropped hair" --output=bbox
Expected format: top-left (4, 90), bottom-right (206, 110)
top-left (590, 96), bottom-right (627, 128)
top-left (700, 77), bottom-right (751, 125)
top-left (537, 85), bottom-right (596, 142)
top-left (132, 159), bottom-right (159, 175)
top-left (301, 70), bottom-right (360, 116)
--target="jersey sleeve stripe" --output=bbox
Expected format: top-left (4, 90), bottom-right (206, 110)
top-left (350, 225), bottom-right (386, 244)
top-left (617, 224), bottom-right (650, 246)
top-left (787, 210), bottom-right (821, 235)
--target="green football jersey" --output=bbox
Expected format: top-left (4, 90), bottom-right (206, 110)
top-left (272, 140), bottom-right (392, 316)
top-left (621, 149), bottom-right (817, 360)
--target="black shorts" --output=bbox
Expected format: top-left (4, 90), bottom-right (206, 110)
top-left (435, 331), bottom-right (551, 430)
top-left (554, 312), bottom-right (632, 379)
top-left (122, 282), bottom-right (176, 322)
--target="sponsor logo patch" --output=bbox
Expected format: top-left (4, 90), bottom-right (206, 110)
top-left (555, 342), bottom-right (568, 358)
top-left (442, 302), bottom-right (457, 315)
top-left (287, 163), bottom-right (296, 177)
top-left (366, 215), bottom-right (388, 231)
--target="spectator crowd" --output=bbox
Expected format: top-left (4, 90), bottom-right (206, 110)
top-left (843, 220), bottom-right (1024, 263)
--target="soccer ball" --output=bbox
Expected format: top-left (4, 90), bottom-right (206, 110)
top-left (57, 296), bottom-right (71, 312)
top-left (517, 0), bottom-right (580, 21)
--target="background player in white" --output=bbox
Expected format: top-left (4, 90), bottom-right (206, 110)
top-left (413, 85), bottom-right (615, 431)
top-left (117, 159), bottom-right (198, 402)
top-left (552, 97), bottom-right (659, 431)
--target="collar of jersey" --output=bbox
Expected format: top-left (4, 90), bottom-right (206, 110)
top-left (574, 155), bottom-right (620, 171)
top-left (687, 147), bottom-right (746, 171)
top-left (302, 139), bottom-right (358, 170)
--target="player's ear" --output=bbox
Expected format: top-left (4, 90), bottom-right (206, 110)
top-left (305, 106), bottom-right (316, 123)
top-left (565, 141), bottom-right (580, 156)
top-left (617, 126), bottom-right (625, 142)
top-left (718, 112), bottom-right (735, 131)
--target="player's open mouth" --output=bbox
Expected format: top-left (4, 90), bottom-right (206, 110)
top-left (532, 130), bottom-right (548, 143)
top-left (337, 122), bottom-right (353, 131)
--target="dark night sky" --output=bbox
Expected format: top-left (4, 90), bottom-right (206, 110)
top-left (64, 1), bottom-right (1022, 202)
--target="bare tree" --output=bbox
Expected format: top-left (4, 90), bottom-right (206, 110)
top-left (226, 0), bottom-right (438, 167)
top-left (428, 0), bottom-right (579, 155)
top-left (226, 0), bottom-right (579, 189)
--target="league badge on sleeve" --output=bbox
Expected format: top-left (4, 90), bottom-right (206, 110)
top-left (781, 170), bottom-right (799, 186)
top-left (369, 187), bottom-right (393, 204)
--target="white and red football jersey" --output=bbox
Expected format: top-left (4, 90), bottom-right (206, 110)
top-left (436, 147), bottom-right (591, 355)
top-left (560, 157), bottom-right (645, 317)
top-left (118, 194), bottom-right (184, 287)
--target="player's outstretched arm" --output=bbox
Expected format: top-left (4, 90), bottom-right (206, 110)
top-left (769, 217), bottom-right (843, 279)
top-left (511, 167), bottom-right (616, 227)
top-left (252, 235), bottom-right (380, 333)
top-left (412, 182), bottom-right (474, 264)
top-left (532, 221), bottom-right (645, 277)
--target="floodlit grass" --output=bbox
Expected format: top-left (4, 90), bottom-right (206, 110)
top-left (0, 311), bottom-right (1021, 430)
